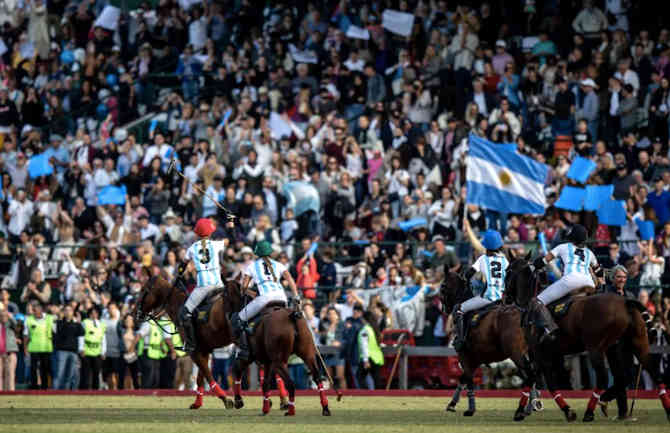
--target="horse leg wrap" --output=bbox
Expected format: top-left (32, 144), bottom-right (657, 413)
top-left (587, 389), bottom-right (602, 412)
top-left (262, 396), bottom-right (271, 414)
top-left (192, 386), bottom-right (204, 407)
top-left (467, 390), bottom-right (476, 413)
top-left (519, 386), bottom-right (530, 408)
top-left (209, 381), bottom-right (227, 398)
top-left (551, 391), bottom-right (568, 410)
top-left (234, 380), bottom-right (242, 397)
top-left (287, 398), bottom-right (296, 416)
top-left (451, 384), bottom-right (463, 404)
top-left (660, 385), bottom-right (670, 410)
top-left (277, 376), bottom-right (288, 398)
top-left (318, 382), bottom-right (329, 408)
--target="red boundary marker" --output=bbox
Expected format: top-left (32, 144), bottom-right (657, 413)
top-left (0, 389), bottom-right (658, 399)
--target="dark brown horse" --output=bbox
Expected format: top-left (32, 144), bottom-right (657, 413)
top-left (134, 270), bottom-right (235, 409)
top-left (223, 277), bottom-right (342, 416)
top-left (506, 258), bottom-right (670, 422)
top-left (441, 272), bottom-right (540, 421)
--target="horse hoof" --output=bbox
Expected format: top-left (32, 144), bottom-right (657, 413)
top-left (322, 406), bottom-right (331, 416)
top-left (531, 399), bottom-right (544, 412)
top-left (234, 398), bottom-right (244, 410)
top-left (563, 408), bottom-right (577, 422)
top-left (284, 412), bottom-right (295, 417)
top-left (189, 403), bottom-right (202, 410)
top-left (583, 410), bottom-right (594, 423)
top-left (446, 402), bottom-right (456, 412)
top-left (220, 397), bottom-right (234, 409)
top-left (513, 411), bottom-right (526, 422)
top-left (280, 401), bottom-right (290, 411)
top-left (599, 402), bottom-right (608, 417)
top-left (463, 410), bottom-right (475, 417)
top-left (336, 391), bottom-right (343, 402)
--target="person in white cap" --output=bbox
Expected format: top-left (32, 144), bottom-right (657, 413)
top-left (577, 78), bottom-right (600, 141)
top-left (492, 40), bottom-right (513, 76)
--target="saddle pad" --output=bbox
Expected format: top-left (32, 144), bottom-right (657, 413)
top-left (466, 300), bottom-right (501, 331)
top-left (193, 289), bottom-right (224, 324)
top-left (548, 296), bottom-right (574, 321)
top-left (247, 302), bottom-right (287, 331)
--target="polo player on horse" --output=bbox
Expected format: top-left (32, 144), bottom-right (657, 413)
top-left (453, 229), bottom-right (508, 351)
top-left (530, 224), bottom-right (604, 343)
top-left (229, 240), bottom-right (302, 361)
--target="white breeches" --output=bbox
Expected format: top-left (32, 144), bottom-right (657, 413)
top-left (537, 272), bottom-right (594, 305)
top-left (185, 285), bottom-right (219, 312)
top-left (239, 290), bottom-right (288, 321)
top-left (460, 296), bottom-right (493, 313)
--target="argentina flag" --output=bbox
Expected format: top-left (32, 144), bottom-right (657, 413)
top-left (282, 181), bottom-right (321, 216)
top-left (466, 134), bottom-right (549, 214)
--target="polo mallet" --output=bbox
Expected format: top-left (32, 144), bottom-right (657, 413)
top-left (314, 343), bottom-right (343, 401)
top-left (385, 333), bottom-right (406, 390)
top-left (167, 158), bottom-right (236, 218)
top-left (628, 362), bottom-right (643, 418)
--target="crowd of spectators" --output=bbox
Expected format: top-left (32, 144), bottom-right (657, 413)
top-left (1, 0), bottom-right (670, 391)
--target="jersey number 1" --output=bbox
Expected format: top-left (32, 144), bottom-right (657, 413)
top-left (262, 261), bottom-right (273, 277)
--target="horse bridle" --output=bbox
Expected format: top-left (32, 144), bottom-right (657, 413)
top-left (135, 274), bottom-right (185, 335)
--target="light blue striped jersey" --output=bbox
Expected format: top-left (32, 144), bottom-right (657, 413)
top-left (186, 239), bottom-right (227, 288)
top-left (243, 258), bottom-right (287, 296)
top-left (472, 252), bottom-right (509, 301)
top-left (551, 242), bottom-right (597, 276)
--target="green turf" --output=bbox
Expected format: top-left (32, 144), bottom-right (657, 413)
top-left (0, 396), bottom-right (667, 433)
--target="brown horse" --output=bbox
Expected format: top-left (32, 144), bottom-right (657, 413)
top-left (441, 272), bottom-right (540, 421)
top-left (506, 258), bottom-right (670, 422)
top-left (223, 277), bottom-right (342, 416)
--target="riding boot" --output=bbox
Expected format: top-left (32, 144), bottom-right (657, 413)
top-left (230, 312), bottom-right (250, 361)
top-left (179, 306), bottom-right (196, 353)
top-left (453, 310), bottom-right (466, 352)
top-left (530, 299), bottom-right (558, 344)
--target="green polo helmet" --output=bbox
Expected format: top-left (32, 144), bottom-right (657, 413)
top-left (254, 241), bottom-right (273, 257)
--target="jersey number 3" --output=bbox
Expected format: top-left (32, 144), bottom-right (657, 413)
top-left (199, 248), bottom-right (211, 264)
top-left (490, 261), bottom-right (502, 278)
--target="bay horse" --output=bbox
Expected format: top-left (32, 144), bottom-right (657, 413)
top-left (134, 270), bottom-right (235, 409)
top-left (223, 277), bottom-right (342, 416)
top-left (506, 258), bottom-right (670, 422)
top-left (441, 271), bottom-right (540, 421)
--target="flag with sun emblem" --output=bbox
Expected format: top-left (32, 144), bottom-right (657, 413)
top-left (466, 134), bottom-right (549, 214)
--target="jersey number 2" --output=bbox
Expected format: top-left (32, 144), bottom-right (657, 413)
top-left (199, 248), bottom-right (211, 264)
top-left (490, 261), bottom-right (502, 278)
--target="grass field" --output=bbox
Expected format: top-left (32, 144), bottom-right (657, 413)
top-left (0, 395), bottom-right (668, 433)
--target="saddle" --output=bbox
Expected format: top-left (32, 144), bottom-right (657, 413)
top-left (464, 300), bottom-right (502, 339)
top-left (192, 289), bottom-right (225, 324)
top-left (245, 301), bottom-right (289, 334)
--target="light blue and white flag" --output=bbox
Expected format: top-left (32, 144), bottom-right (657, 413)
top-left (282, 181), bottom-right (320, 216)
top-left (354, 285), bottom-right (434, 336)
top-left (466, 134), bottom-right (549, 214)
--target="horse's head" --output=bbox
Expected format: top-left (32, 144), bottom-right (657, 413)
top-left (440, 271), bottom-right (471, 313)
top-left (134, 267), bottom-right (170, 322)
top-left (505, 251), bottom-right (537, 307)
top-left (222, 274), bottom-right (243, 313)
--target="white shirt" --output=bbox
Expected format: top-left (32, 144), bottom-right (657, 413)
top-left (139, 222), bottom-right (160, 240)
top-left (614, 69), bottom-right (640, 94)
top-left (473, 92), bottom-right (488, 116)
top-left (551, 242), bottom-right (597, 276)
top-left (8, 199), bottom-right (34, 236)
top-left (344, 58), bottom-right (365, 72)
top-left (243, 258), bottom-right (287, 296)
top-left (186, 239), bottom-right (227, 287)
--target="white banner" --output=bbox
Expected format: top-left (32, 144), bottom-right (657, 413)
top-left (94, 6), bottom-right (121, 31)
top-left (346, 25), bottom-right (370, 40)
top-left (382, 10), bottom-right (415, 37)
